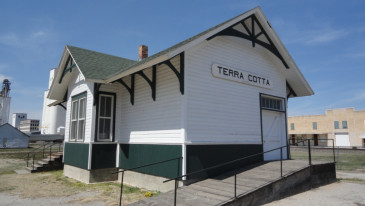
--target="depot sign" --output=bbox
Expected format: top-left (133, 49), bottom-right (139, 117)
top-left (211, 63), bottom-right (272, 89)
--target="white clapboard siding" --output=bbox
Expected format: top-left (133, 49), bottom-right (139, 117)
top-left (64, 69), bottom-right (94, 142)
top-left (185, 36), bottom-right (286, 144)
top-left (99, 55), bottom-right (184, 144)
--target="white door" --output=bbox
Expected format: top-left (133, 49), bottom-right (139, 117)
top-left (262, 110), bottom-right (287, 161)
top-left (335, 134), bottom-right (350, 147)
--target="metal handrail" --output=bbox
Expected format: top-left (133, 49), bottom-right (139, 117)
top-left (25, 141), bottom-right (63, 168)
top-left (290, 138), bottom-right (336, 163)
top-left (164, 140), bottom-right (307, 183)
top-left (114, 157), bottom-right (182, 206)
top-left (164, 139), bottom-right (331, 206)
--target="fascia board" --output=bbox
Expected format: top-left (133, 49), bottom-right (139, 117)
top-left (254, 8), bottom-right (314, 96)
top-left (47, 47), bottom-right (69, 99)
top-left (106, 54), bottom-right (169, 83)
top-left (168, 8), bottom-right (259, 58)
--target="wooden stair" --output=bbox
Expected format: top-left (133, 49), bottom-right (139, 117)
top-left (25, 152), bottom-right (64, 173)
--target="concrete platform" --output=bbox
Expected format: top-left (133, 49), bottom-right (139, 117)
top-left (129, 160), bottom-right (336, 206)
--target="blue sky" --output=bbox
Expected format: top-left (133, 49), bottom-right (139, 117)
top-left (0, 0), bottom-right (364, 121)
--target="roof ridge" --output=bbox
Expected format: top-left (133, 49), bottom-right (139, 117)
top-left (66, 45), bottom-right (137, 62)
top-left (105, 7), bottom-right (260, 80)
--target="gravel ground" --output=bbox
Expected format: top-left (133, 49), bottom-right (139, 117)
top-left (0, 192), bottom-right (106, 206)
top-left (264, 182), bottom-right (365, 206)
top-left (1, 169), bottom-right (364, 205)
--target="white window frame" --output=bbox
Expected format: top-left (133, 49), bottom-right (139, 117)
top-left (97, 94), bottom-right (114, 142)
top-left (69, 93), bottom-right (86, 142)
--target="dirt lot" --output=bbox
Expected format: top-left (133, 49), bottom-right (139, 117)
top-left (0, 158), bottom-right (158, 206)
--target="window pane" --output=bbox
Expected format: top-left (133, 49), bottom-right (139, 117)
top-left (100, 96), bottom-right (106, 117)
top-left (77, 120), bottom-right (85, 140)
top-left (342, 121), bottom-right (348, 129)
top-left (105, 97), bottom-right (112, 117)
top-left (98, 118), bottom-right (111, 140)
top-left (70, 121), bottom-right (77, 140)
top-left (334, 121), bottom-right (339, 129)
top-left (98, 118), bottom-right (105, 138)
top-left (313, 122), bottom-right (317, 130)
top-left (79, 98), bottom-right (86, 119)
top-left (72, 101), bottom-right (78, 120)
top-left (291, 123), bottom-right (295, 130)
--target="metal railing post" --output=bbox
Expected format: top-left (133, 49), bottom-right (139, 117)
top-left (49, 144), bottom-right (52, 161)
top-left (280, 147), bottom-right (283, 177)
top-left (308, 139), bottom-right (311, 166)
top-left (43, 143), bottom-right (45, 158)
top-left (174, 179), bottom-right (178, 206)
top-left (27, 153), bottom-right (29, 167)
top-left (234, 171), bottom-right (237, 199)
top-left (119, 170), bottom-right (124, 206)
top-left (32, 154), bottom-right (35, 170)
top-left (332, 140), bottom-right (336, 163)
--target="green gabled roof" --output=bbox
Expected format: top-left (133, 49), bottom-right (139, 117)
top-left (65, 9), bottom-right (247, 82)
top-left (67, 45), bottom-right (137, 81)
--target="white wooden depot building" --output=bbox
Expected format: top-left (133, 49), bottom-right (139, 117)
top-left (47, 7), bottom-right (313, 189)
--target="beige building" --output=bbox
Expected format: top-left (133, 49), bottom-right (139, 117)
top-left (19, 119), bottom-right (40, 134)
top-left (288, 108), bottom-right (365, 147)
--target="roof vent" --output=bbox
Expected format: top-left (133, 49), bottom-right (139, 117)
top-left (138, 45), bottom-right (148, 61)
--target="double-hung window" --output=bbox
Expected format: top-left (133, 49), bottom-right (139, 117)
top-left (334, 121), bottom-right (339, 129)
top-left (70, 92), bottom-right (86, 141)
top-left (313, 122), bottom-right (317, 130)
top-left (97, 94), bottom-right (114, 141)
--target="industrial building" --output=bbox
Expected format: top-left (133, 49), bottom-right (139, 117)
top-left (0, 79), bottom-right (11, 126)
top-left (41, 68), bottom-right (66, 134)
top-left (288, 108), bottom-right (365, 147)
top-left (19, 119), bottom-right (40, 133)
top-left (47, 7), bottom-right (313, 189)
top-left (12, 113), bottom-right (27, 129)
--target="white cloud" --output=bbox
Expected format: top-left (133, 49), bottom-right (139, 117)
top-left (0, 74), bottom-right (11, 82)
top-left (0, 33), bottom-right (21, 47)
top-left (0, 30), bottom-right (50, 48)
top-left (306, 30), bottom-right (349, 44)
top-left (32, 31), bottom-right (46, 38)
top-left (284, 27), bottom-right (349, 46)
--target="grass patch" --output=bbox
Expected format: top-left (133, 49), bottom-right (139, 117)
top-left (291, 148), bottom-right (365, 171)
top-left (0, 186), bottom-right (16, 192)
top-left (48, 170), bottom-right (159, 198)
top-left (338, 178), bottom-right (365, 184)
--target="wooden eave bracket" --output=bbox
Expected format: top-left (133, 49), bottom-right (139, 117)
top-left (286, 81), bottom-right (297, 99)
top-left (116, 75), bottom-right (135, 105)
top-left (136, 65), bottom-right (156, 101)
top-left (59, 56), bottom-right (76, 84)
top-left (112, 52), bottom-right (184, 106)
top-left (207, 14), bottom-right (289, 69)
top-left (159, 52), bottom-right (185, 95)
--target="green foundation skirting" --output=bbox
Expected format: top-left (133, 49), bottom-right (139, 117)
top-left (119, 144), bottom-right (182, 178)
top-left (64, 142), bottom-right (89, 170)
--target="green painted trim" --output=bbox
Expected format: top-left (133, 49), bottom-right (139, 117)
top-left (186, 144), bottom-right (263, 180)
top-left (119, 144), bottom-right (182, 178)
top-left (91, 144), bottom-right (117, 169)
top-left (71, 91), bottom-right (87, 101)
top-left (64, 142), bottom-right (89, 170)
